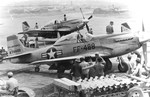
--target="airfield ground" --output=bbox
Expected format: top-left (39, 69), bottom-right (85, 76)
top-left (0, 58), bottom-right (120, 97)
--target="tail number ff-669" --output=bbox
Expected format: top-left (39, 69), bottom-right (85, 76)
top-left (73, 43), bottom-right (95, 53)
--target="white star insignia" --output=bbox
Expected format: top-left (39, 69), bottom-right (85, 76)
top-left (47, 49), bottom-right (56, 59)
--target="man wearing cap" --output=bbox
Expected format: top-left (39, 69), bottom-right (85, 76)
top-left (95, 52), bottom-right (105, 64)
top-left (79, 57), bottom-right (90, 79)
top-left (127, 54), bottom-right (134, 74)
top-left (0, 72), bottom-right (19, 96)
top-left (64, 14), bottom-right (67, 21)
top-left (106, 21), bottom-right (114, 34)
top-left (70, 58), bottom-right (82, 81)
top-left (132, 58), bottom-right (142, 77)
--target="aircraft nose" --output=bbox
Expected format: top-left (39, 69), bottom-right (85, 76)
top-left (82, 19), bottom-right (89, 23)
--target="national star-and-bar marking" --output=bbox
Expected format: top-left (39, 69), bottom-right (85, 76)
top-left (41, 50), bottom-right (63, 58)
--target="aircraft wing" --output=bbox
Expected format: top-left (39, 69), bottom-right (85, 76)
top-left (18, 28), bottom-right (71, 34)
top-left (4, 52), bottom-right (31, 59)
top-left (30, 52), bottom-right (110, 65)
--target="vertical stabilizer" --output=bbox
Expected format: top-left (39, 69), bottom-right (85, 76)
top-left (7, 35), bottom-right (25, 56)
top-left (121, 22), bottom-right (131, 32)
top-left (22, 21), bottom-right (30, 32)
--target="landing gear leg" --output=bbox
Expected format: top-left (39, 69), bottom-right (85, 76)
top-left (35, 66), bottom-right (40, 72)
top-left (117, 56), bottom-right (128, 72)
top-left (103, 58), bottom-right (112, 73)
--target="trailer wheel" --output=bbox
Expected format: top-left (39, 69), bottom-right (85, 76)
top-left (126, 86), bottom-right (144, 97)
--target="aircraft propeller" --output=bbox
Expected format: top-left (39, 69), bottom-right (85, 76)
top-left (80, 8), bottom-right (92, 32)
top-left (141, 21), bottom-right (148, 65)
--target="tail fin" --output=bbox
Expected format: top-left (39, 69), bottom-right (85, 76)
top-left (7, 35), bottom-right (25, 56)
top-left (22, 21), bottom-right (30, 32)
top-left (121, 22), bottom-right (131, 32)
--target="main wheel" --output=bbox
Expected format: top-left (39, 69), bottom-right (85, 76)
top-left (35, 67), bottom-right (40, 72)
top-left (118, 62), bottom-right (128, 72)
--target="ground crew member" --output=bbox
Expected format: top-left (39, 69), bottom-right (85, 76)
top-left (34, 22), bottom-right (38, 29)
top-left (127, 55), bottom-right (133, 74)
top-left (80, 57), bottom-right (90, 79)
top-left (132, 58), bottom-right (142, 77)
top-left (0, 72), bottom-right (19, 96)
top-left (106, 21), bottom-right (114, 34)
top-left (22, 34), bottom-right (28, 46)
top-left (64, 14), bottom-right (67, 21)
top-left (77, 30), bottom-right (84, 43)
top-left (95, 52), bottom-right (105, 64)
top-left (35, 37), bottom-right (39, 48)
top-left (94, 57), bottom-right (105, 77)
top-left (70, 58), bottom-right (82, 81)
top-left (88, 28), bottom-right (93, 34)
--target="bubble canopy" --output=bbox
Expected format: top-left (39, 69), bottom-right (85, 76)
top-left (54, 32), bottom-right (93, 45)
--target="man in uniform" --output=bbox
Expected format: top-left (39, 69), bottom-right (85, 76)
top-left (34, 22), bottom-right (39, 29)
top-left (88, 28), bottom-right (93, 34)
top-left (106, 21), bottom-right (114, 34)
top-left (0, 72), bottom-right (19, 96)
top-left (64, 14), bottom-right (67, 21)
top-left (80, 57), bottom-right (90, 79)
top-left (70, 58), bottom-right (82, 81)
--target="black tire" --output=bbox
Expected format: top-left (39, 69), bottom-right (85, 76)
top-left (126, 86), bottom-right (144, 97)
top-left (118, 62), bottom-right (128, 72)
top-left (35, 67), bottom-right (40, 72)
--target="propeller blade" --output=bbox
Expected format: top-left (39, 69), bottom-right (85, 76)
top-left (142, 21), bottom-right (145, 32)
top-left (86, 24), bottom-right (89, 32)
top-left (142, 43), bottom-right (147, 65)
top-left (88, 15), bottom-right (93, 20)
top-left (80, 8), bottom-right (85, 19)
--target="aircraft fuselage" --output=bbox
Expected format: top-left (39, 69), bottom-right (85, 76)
top-left (10, 33), bottom-right (141, 64)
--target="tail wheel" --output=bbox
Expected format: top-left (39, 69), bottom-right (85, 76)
top-left (126, 87), bottom-right (144, 97)
top-left (118, 62), bottom-right (128, 72)
top-left (35, 67), bottom-right (40, 72)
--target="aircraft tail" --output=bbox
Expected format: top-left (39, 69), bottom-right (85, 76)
top-left (121, 22), bottom-right (131, 32)
top-left (22, 21), bottom-right (30, 32)
top-left (7, 35), bottom-right (25, 56)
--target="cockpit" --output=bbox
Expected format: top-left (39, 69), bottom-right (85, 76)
top-left (54, 32), bottom-right (93, 45)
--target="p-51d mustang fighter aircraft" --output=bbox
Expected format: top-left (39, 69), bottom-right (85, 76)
top-left (18, 15), bottom-right (92, 39)
top-left (5, 23), bottom-right (150, 73)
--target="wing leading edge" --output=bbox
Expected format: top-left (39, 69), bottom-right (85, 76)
top-left (30, 52), bottom-right (110, 65)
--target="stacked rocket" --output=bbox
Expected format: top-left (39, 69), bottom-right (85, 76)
top-left (77, 74), bottom-right (138, 95)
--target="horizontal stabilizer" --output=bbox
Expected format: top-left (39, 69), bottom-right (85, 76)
top-left (4, 52), bottom-right (31, 59)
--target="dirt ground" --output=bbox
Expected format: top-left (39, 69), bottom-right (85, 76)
top-left (0, 61), bottom-right (73, 97)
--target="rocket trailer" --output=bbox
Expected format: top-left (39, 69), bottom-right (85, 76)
top-left (52, 74), bottom-right (150, 97)
top-left (125, 75), bottom-right (150, 97)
